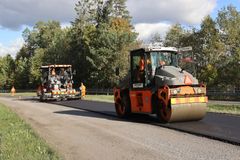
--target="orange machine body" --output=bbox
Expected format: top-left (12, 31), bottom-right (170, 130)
top-left (129, 90), bottom-right (152, 113)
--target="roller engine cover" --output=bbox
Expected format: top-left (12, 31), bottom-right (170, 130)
top-left (154, 66), bottom-right (199, 87)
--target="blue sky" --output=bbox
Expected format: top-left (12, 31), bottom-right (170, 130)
top-left (0, 0), bottom-right (239, 57)
top-left (212, 0), bottom-right (240, 18)
top-left (0, 29), bottom-right (17, 46)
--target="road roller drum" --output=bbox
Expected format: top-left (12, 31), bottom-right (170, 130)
top-left (160, 102), bottom-right (207, 122)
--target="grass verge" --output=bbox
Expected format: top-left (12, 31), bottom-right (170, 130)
top-left (0, 103), bottom-right (60, 160)
top-left (207, 104), bottom-right (240, 115)
top-left (0, 92), bottom-right (36, 97)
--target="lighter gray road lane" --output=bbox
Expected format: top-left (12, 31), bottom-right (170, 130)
top-left (208, 100), bottom-right (240, 105)
top-left (1, 97), bottom-right (240, 160)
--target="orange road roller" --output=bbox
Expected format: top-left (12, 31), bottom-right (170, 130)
top-left (114, 45), bottom-right (207, 122)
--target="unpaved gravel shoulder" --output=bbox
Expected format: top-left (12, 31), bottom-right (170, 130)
top-left (0, 97), bottom-right (239, 160)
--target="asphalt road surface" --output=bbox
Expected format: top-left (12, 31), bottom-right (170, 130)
top-left (1, 97), bottom-right (240, 160)
top-left (52, 99), bottom-right (240, 145)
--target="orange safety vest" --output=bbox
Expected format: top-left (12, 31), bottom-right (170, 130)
top-left (80, 84), bottom-right (86, 97)
top-left (139, 59), bottom-right (144, 71)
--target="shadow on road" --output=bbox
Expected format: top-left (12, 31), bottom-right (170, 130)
top-left (54, 109), bottom-right (120, 120)
top-left (54, 108), bottom-right (161, 125)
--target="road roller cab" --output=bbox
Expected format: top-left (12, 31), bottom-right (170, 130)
top-left (114, 44), bottom-right (208, 122)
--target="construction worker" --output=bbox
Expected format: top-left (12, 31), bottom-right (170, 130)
top-left (139, 56), bottom-right (145, 71)
top-left (80, 83), bottom-right (86, 98)
top-left (53, 79), bottom-right (61, 90)
top-left (138, 56), bottom-right (145, 82)
top-left (66, 79), bottom-right (73, 90)
top-left (159, 60), bottom-right (166, 66)
top-left (37, 84), bottom-right (42, 96)
top-left (147, 56), bottom-right (152, 71)
top-left (146, 56), bottom-right (153, 85)
top-left (51, 68), bottom-right (56, 76)
top-left (10, 86), bottom-right (16, 96)
top-left (50, 68), bottom-right (58, 89)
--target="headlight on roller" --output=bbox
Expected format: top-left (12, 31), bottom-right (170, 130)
top-left (197, 88), bottom-right (202, 93)
top-left (194, 87), bottom-right (206, 94)
top-left (170, 88), bottom-right (181, 95)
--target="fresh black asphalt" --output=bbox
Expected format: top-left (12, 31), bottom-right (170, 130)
top-left (52, 100), bottom-right (240, 145)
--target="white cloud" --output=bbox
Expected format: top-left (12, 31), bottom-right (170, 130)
top-left (0, 0), bottom-right (217, 30)
top-left (134, 23), bottom-right (171, 42)
top-left (127, 0), bottom-right (216, 25)
top-left (0, 0), bottom-right (217, 48)
top-left (61, 22), bottom-right (71, 29)
top-left (0, 38), bottom-right (24, 58)
top-left (0, 0), bottom-right (77, 30)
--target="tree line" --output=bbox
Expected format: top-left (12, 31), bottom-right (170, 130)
top-left (0, 1), bottom-right (239, 90)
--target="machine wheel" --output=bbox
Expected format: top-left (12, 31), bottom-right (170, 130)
top-left (40, 95), bottom-right (45, 102)
top-left (115, 94), bottom-right (131, 118)
top-left (157, 100), bottom-right (172, 122)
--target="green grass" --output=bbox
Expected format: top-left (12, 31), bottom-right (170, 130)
top-left (0, 92), bottom-right (36, 97)
top-left (0, 103), bottom-right (60, 160)
top-left (207, 104), bottom-right (240, 115)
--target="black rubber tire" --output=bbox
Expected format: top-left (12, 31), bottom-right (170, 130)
top-left (156, 100), bottom-right (171, 123)
top-left (115, 94), bottom-right (131, 118)
top-left (40, 95), bottom-right (45, 102)
top-left (156, 100), bottom-right (162, 121)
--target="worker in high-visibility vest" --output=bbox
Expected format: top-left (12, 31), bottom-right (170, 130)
top-left (139, 56), bottom-right (145, 71)
top-left (80, 83), bottom-right (86, 98)
top-left (10, 86), bottom-right (16, 96)
top-left (137, 56), bottom-right (145, 82)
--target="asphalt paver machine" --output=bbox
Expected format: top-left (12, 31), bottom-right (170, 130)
top-left (37, 64), bottom-right (80, 101)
